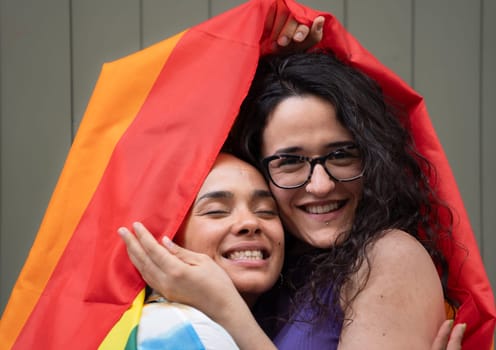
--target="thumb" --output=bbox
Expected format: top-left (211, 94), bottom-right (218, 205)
top-left (161, 236), bottom-right (204, 265)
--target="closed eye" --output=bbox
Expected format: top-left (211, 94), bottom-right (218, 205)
top-left (255, 210), bottom-right (278, 218)
top-left (203, 210), bottom-right (230, 216)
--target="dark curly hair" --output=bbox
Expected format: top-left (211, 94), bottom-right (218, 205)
top-left (224, 50), bottom-right (455, 328)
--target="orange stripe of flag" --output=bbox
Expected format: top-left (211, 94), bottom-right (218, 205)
top-left (1, 0), bottom-right (494, 348)
top-left (10, 1), bottom-right (270, 347)
top-left (0, 32), bottom-right (184, 349)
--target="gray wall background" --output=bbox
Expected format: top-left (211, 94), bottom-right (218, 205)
top-left (1, 0), bottom-right (495, 316)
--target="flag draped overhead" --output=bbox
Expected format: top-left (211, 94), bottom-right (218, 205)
top-left (0, 0), bottom-right (494, 349)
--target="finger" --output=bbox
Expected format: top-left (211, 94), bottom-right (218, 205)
top-left (162, 236), bottom-right (208, 266)
top-left (304, 16), bottom-right (325, 49)
top-left (131, 222), bottom-right (191, 279)
top-left (277, 16), bottom-right (298, 47)
top-left (446, 323), bottom-right (466, 350)
top-left (132, 222), bottom-right (168, 261)
top-left (270, 1), bottom-right (290, 42)
top-left (275, 16), bottom-right (324, 54)
top-left (292, 24), bottom-right (310, 43)
top-left (278, 15), bottom-right (324, 49)
top-left (430, 320), bottom-right (452, 350)
top-left (118, 226), bottom-right (149, 268)
top-left (308, 16), bottom-right (325, 44)
top-left (118, 226), bottom-right (166, 285)
top-left (133, 222), bottom-right (206, 274)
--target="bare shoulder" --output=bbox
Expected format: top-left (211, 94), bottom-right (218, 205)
top-left (369, 229), bottom-right (431, 266)
top-left (339, 229), bottom-right (446, 349)
top-left (358, 229), bottom-right (441, 290)
top-left (365, 229), bottom-right (441, 288)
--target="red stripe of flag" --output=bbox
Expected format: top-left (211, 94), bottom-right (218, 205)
top-left (11, 1), bottom-right (271, 348)
top-left (2, 1), bottom-right (494, 349)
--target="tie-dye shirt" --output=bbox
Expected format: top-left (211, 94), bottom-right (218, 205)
top-left (137, 295), bottom-right (239, 350)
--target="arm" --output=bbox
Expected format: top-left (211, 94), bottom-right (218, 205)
top-left (118, 222), bottom-right (276, 350)
top-left (338, 230), bottom-right (447, 349)
top-left (120, 225), bottom-right (464, 349)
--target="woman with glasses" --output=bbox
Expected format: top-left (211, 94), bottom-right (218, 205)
top-left (121, 50), bottom-right (465, 349)
top-left (226, 50), bottom-right (457, 349)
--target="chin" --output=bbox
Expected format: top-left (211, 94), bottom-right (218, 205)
top-left (294, 229), bottom-right (339, 249)
top-left (233, 277), bottom-right (277, 296)
top-left (311, 238), bottom-right (336, 249)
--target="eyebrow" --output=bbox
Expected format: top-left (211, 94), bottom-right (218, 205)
top-left (274, 141), bottom-right (355, 154)
top-left (253, 189), bottom-right (274, 199)
top-left (196, 190), bottom-right (233, 203)
top-left (196, 189), bottom-right (273, 204)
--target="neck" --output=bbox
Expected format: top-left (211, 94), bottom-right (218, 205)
top-left (241, 292), bottom-right (259, 309)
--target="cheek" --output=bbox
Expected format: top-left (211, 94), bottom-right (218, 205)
top-left (348, 181), bottom-right (364, 202)
top-left (268, 223), bottom-right (285, 247)
top-left (270, 186), bottom-right (302, 230)
top-left (268, 227), bottom-right (285, 270)
top-left (270, 185), bottom-right (292, 211)
top-left (179, 222), bottom-right (220, 256)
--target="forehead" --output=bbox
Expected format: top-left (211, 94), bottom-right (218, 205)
top-left (262, 95), bottom-right (353, 153)
top-left (198, 154), bottom-right (268, 195)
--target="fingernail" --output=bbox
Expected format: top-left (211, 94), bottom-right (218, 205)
top-left (132, 222), bottom-right (142, 230)
top-left (278, 35), bottom-right (289, 46)
top-left (294, 31), bottom-right (304, 41)
top-left (162, 236), bottom-right (178, 253)
top-left (448, 319), bottom-right (454, 329)
top-left (117, 227), bottom-right (127, 236)
top-left (162, 235), bottom-right (173, 248)
top-left (460, 323), bottom-right (467, 333)
top-left (316, 22), bottom-right (323, 32)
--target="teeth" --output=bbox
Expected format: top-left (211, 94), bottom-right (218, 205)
top-left (228, 250), bottom-right (264, 260)
top-left (305, 202), bottom-right (339, 214)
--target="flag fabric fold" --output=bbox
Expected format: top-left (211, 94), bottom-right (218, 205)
top-left (0, 0), bottom-right (494, 349)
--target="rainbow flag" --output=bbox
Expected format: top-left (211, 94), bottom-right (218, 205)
top-left (0, 1), bottom-right (494, 349)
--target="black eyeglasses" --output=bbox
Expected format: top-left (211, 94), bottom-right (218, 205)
top-left (262, 144), bottom-right (364, 189)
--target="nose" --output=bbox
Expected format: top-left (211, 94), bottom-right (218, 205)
top-left (232, 208), bottom-right (262, 235)
top-left (304, 164), bottom-right (336, 196)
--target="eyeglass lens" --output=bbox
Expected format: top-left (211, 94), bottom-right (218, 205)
top-left (266, 146), bottom-right (362, 188)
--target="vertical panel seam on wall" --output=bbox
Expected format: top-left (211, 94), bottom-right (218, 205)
top-left (208, 0), bottom-right (212, 19)
top-left (69, 0), bottom-right (75, 141)
top-left (410, 0), bottom-right (415, 88)
top-left (342, 0), bottom-right (348, 28)
top-left (410, 0), bottom-right (416, 89)
top-left (139, 0), bottom-right (144, 50)
top-left (479, 0), bottom-right (485, 254)
top-left (0, 0), bottom-right (4, 256)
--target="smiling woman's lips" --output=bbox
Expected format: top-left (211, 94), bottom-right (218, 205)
top-left (223, 244), bottom-right (270, 260)
top-left (227, 250), bottom-right (264, 260)
top-left (300, 199), bottom-right (347, 214)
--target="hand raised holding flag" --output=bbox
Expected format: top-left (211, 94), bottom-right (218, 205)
top-left (263, 0), bottom-right (325, 54)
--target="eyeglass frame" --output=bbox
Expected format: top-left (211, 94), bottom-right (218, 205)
top-left (261, 145), bottom-right (365, 189)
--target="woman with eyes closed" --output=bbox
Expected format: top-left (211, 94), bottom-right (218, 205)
top-left (119, 153), bottom-right (284, 350)
top-left (121, 51), bottom-right (466, 350)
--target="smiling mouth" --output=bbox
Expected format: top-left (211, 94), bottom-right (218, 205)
top-left (226, 250), bottom-right (267, 260)
top-left (301, 200), bottom-right (346, 214)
